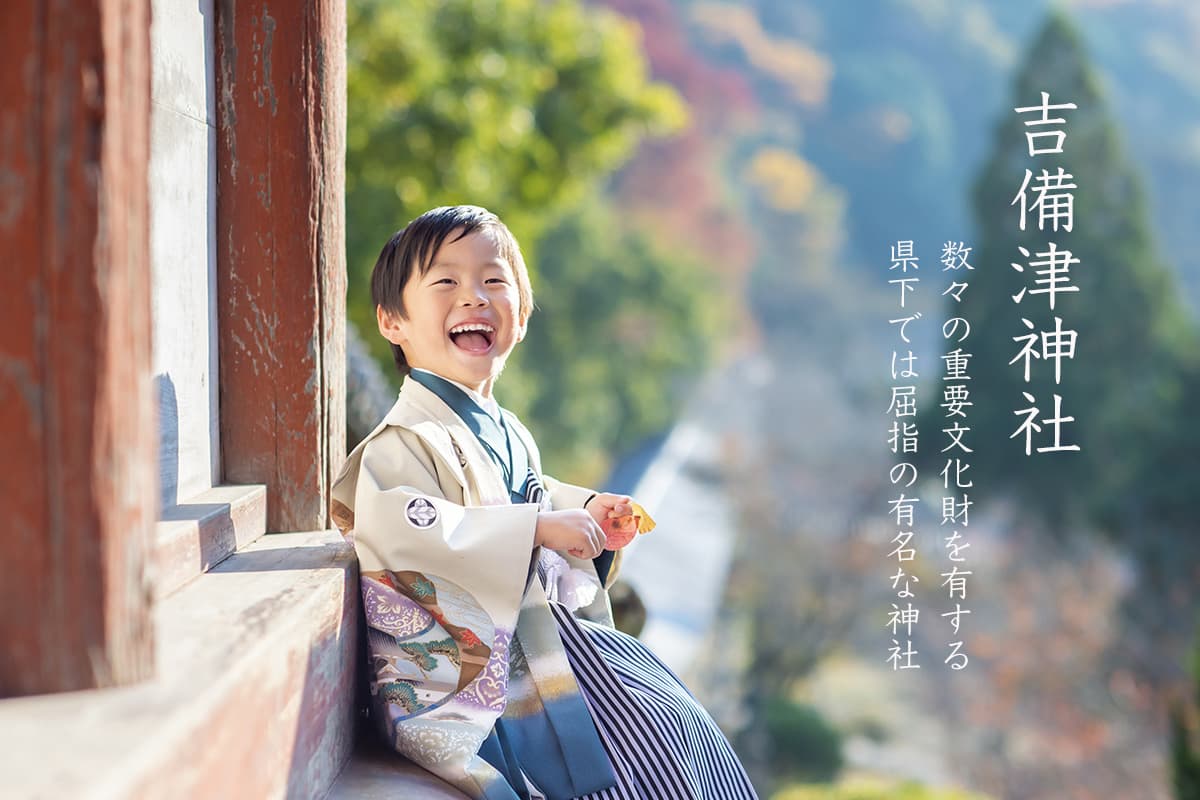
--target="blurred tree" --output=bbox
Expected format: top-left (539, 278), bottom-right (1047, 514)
top-left (727, 461), bottom-right (878, 793)
top-left (738, 143), bottom-right (858, 335)
top-left (503, 197), bottom-right (724, 483)
top-left (612, 128), bottom-right (758, 284)
top-left (772, 777), bottom-right (993, 800)
top-left (920, 11), bottom-right (1197, 531)
top-left (601, 0), bottom-right (760, 284)
top-left (763, 698), bottom-right (844, 783)
top-left (602, 0), bottom-right (757, 133)
top-left (1136, 353), bottom-right (1200, 531)
top-left (690, 0), bottom-right (1011, 288)
top-left (1172, 625), bottom-right (1200, 800)
top-left (344, 0), bottom-right (711, 478)
top-left (689, 3), bottom-right (832, 109)
top-left (345, 0), bottom-right (686, 367)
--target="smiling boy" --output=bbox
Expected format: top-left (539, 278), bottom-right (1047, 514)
top-left (331, 206), bottom-right (757, 800)
top-left (370, 208), bottom-right (626, 561)
top-left (373, 212), bottom-right (527, 397)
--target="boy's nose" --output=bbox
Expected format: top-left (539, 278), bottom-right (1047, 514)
top-left (458, 283), bottom-right (489, 305)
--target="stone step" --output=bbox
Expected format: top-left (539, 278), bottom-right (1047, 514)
top-left (0, 529), bottom-right (356, 799)
top-left (154, 483), bottom-right (268, 598)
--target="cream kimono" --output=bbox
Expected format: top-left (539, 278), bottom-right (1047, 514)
top-left (330, 376), bottom-right (622, 799)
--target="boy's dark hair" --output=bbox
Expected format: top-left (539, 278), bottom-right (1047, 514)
top-left (370, 205), bottom-right (533, 376)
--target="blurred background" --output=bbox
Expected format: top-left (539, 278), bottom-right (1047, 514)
top-left (342, 1), bottom-right (1200, 798)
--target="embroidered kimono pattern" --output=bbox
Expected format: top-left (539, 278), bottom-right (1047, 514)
top-left (331, 373), bottom-right (757, 800)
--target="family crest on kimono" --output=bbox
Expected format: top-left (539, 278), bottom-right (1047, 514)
top-left (331, 205), bottom-right (758, 800)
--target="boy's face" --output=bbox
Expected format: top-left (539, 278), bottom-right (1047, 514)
top-left (378, 228), bottom-right (527, 398)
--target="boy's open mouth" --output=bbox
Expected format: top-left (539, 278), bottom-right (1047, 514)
top-left (448, 322), bottom-right (495, 354)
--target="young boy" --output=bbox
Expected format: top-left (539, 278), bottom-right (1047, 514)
top-left (331, 206), bottom-right (756, 800)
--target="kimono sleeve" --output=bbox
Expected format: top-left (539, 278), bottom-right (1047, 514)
top-left (538, 473), bottom-right (625, 597)
top-left (353, 427), bottom-right (540, 627)
top-left (502, 411), bottom-right (623, 595)
top-left (541, 474), bottom-right (595, 511)
top-left (347, 428), bottom-right (547, 796)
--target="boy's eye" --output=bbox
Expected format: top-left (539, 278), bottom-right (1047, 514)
top-left (486, 278), bottom-right (508, 285)
top-left (433, 278), bottom-right (455, 285)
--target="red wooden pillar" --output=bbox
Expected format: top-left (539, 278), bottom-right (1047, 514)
top-left (215, 0), bottom-right (347, 532)
top-left (0, 0), bottom-right (155, 695)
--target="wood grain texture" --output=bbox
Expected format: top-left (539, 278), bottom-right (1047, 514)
top-left (0, 530), bottom-right (358, 798)
top-left (215, 0), bottom-right (347, 533)
top-left (0, 0), bottom-right (155, 695)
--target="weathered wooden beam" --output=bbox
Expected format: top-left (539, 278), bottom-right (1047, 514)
top-left (215, 0), bottom-right (347, 533)
top-left (0, 0), bottom-right (155, 695)
top-left (0, 530), bottom-right (358, 797)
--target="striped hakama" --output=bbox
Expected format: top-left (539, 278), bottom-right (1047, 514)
top-left (545, 602), bottom-right (758, 800)
top-left (347, 371), bottom-right (758, 800)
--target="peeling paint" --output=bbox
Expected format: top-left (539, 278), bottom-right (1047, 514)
top-left (262, 11), bottom-right (277, 118)
top-left (214, 1), bottom-right (345, 533)
top-left (217, 0), bottom-right (239, 179)
top-left (255, 169), bottom-right (270, 209)
top-left (0, 117), bottom-right (28, 229)
top-left (229, 330), bottom-right (247, 356)
top-left (251, 8), bottom-right (277, 118)
top-left (0, 355), bottom-right (45, 422)
top-left (50, 42), bottom-right (76, 244)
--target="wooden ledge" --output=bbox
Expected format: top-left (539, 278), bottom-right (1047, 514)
top-left (0, 530), bottom-right (357, 799)
top-left (154, 483), bottom-right (267, 599)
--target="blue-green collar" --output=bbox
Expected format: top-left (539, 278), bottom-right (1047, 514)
top-left (406, 370), bottom-right (529, 501)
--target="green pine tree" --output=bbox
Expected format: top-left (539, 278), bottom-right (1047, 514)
top-left (922, 11), bottom-right (1194, 530)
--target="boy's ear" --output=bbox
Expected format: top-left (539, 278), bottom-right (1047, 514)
top-left (515, 316), bottom-right (528, 344)
top-left (377, 305), bottom-right (408, 346)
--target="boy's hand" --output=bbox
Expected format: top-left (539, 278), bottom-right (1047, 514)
top-left (584, 493), bottom-right (634, 528)
top-left (535, 509), bottom-right (605, 559)
top-left (587, 494), bottom-right (656, 550)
